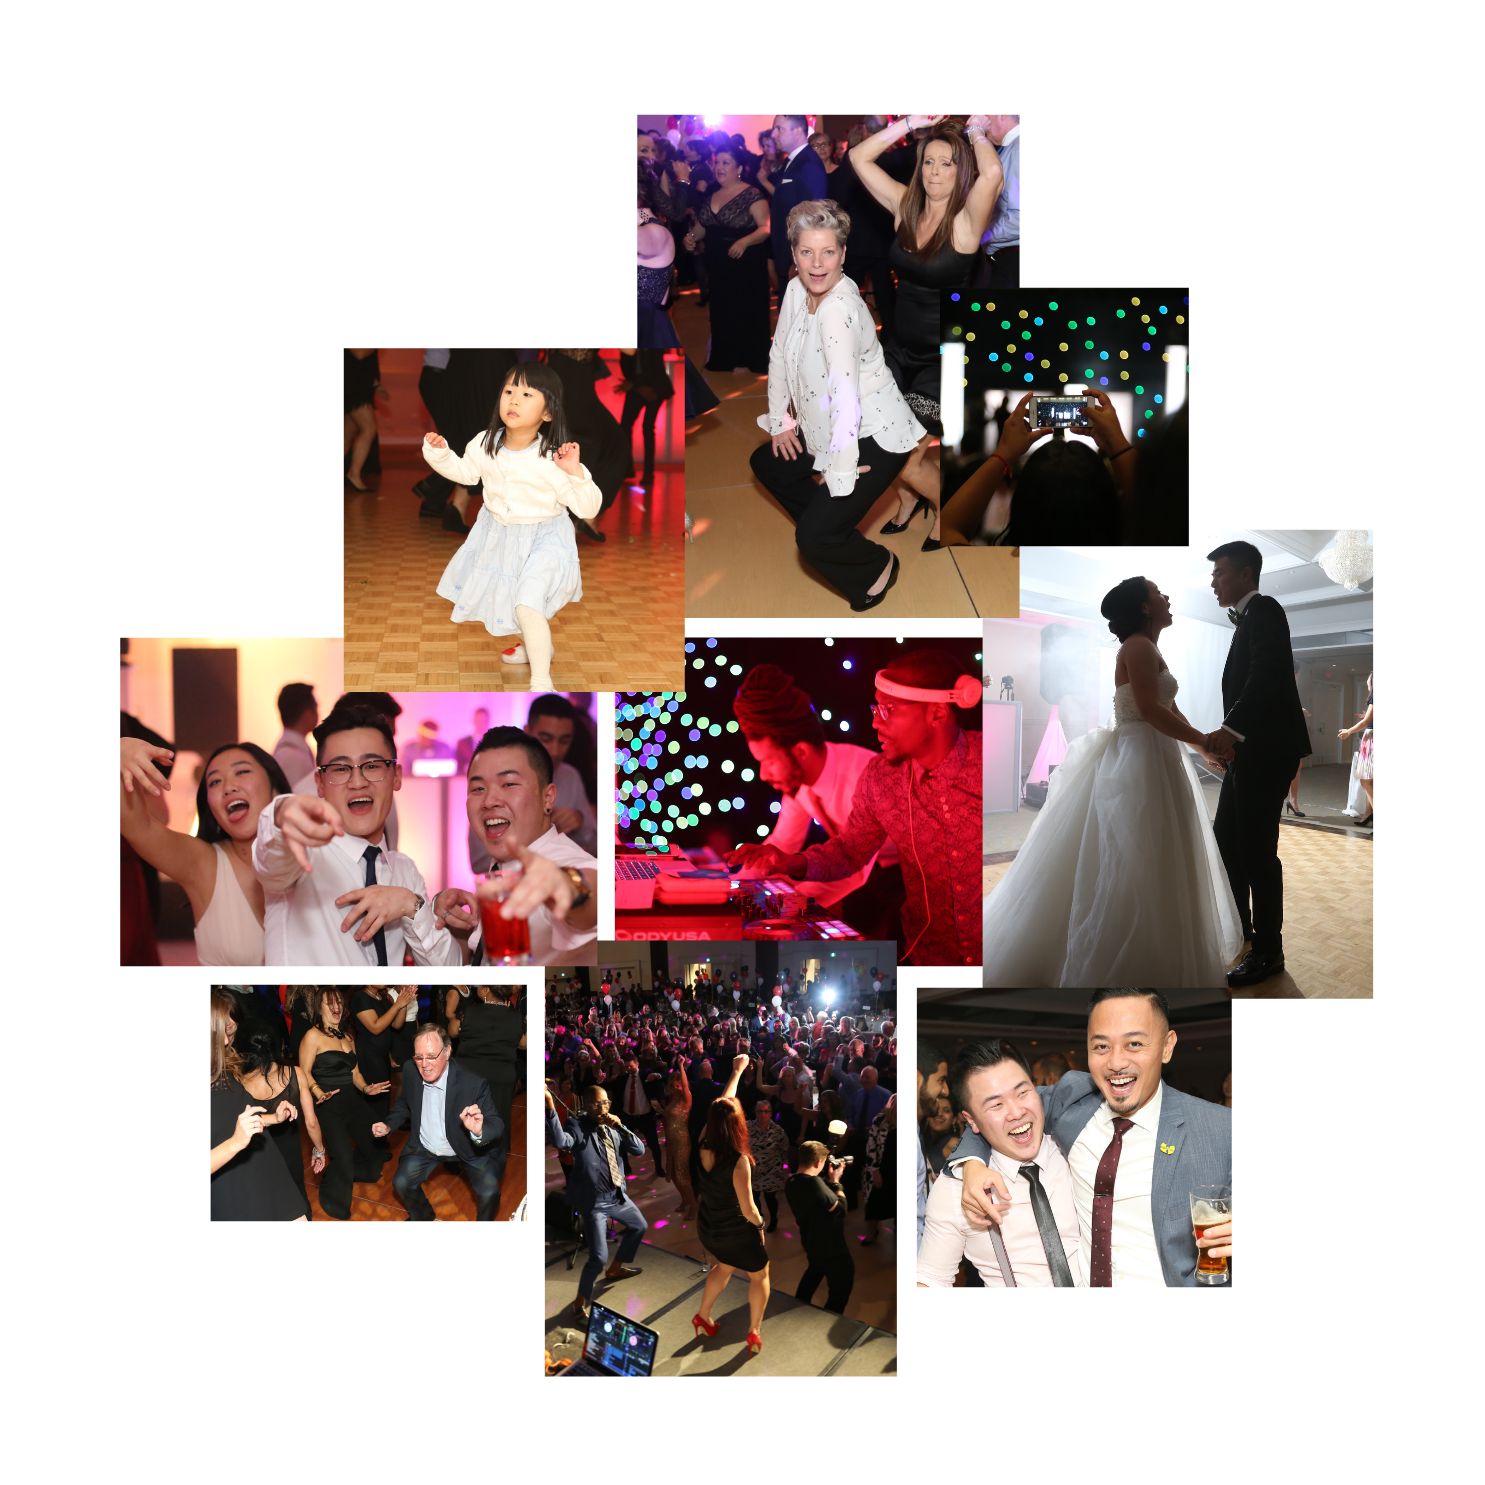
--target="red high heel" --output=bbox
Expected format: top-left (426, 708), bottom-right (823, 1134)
top-left (746, 1330), bottom-right (763, 1356)
top-left (692, 1313), bottom-right (719, 1338)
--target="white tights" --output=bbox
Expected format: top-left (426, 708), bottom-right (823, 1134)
top-left (515, 605), bottom-right (554, 690)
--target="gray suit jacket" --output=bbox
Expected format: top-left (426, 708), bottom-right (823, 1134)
top-left (948, 1073), bottom-right (1230, 1287)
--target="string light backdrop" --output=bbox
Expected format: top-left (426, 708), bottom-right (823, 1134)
top-left (617, 636), bottom-right (983, 851)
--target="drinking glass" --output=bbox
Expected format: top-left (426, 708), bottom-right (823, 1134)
top-left (477, 867), bottom-right (531, 966)
top-left (1190, 1184), bottom-right (1232, 1285)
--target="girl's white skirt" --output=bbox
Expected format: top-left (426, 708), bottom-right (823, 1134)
top-left (437, 507), bottom-right (582, 637)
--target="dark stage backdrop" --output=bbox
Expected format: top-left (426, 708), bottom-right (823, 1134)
top-left (618, 636), bottom-right (983, 851)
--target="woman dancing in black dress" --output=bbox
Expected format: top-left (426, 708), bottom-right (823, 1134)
top-left (349, 986), bottom-right (415, 1136)
top-left (683, 146), bottom-right (771, 374)
top-left (297, 989), bottom-right (391, 1220)
top-left (344, 348), bottom-right (381, 492)
top-left (850, 116), bottom-right (1003, 547)
top-left (233, 1020), bottom-right (326, 1218)
top-left (446, 985), bottom-right (526, 1179)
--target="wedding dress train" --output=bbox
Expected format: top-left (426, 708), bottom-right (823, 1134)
top-left (983, 669), bottom-right (1244, 988)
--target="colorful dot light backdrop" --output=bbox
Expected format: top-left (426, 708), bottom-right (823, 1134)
top-left (617, 636), bottom-right (984, 851)
top-left (943, 289), bottom-right (1190, 440)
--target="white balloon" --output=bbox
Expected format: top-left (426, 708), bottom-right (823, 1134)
top-left (603, 994), bottom-right (612, 1005)
top-left (772, 995), bottom-right (782, 1007)
top-left (671, 999), bottom-right (681, 1011)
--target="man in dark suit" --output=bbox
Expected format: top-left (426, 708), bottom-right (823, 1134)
top-left (373, 1025), bottom-right (504, 1220)
top-left (764, 113), bottom-right (830, 284)
top-left (1202, 540), bottom-right (1314, 988)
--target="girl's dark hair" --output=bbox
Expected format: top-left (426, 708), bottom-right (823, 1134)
top-left (480, 362), bottom-right (569, 459)
top-left (234, 1022), bottom-right (287, 1079)
top-left (1006, 440), bottom-right (1121, 545)
top-left (196, 743), bottom-right (293, 844)
top-left (1101, 576), bottom-right (1153, 642)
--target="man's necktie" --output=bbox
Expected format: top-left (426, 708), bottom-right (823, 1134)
top-left (1089, 1117), bottom-right (1135, 1287)
top-left (601, 1125), bottom-right (625, 1192)
top-left (627, 1076), bottom-right (640, 1116)
top-left (361, 845), bottom-right (388, 967)
top-left (1020, 1163), bottom-right (1076, 1287)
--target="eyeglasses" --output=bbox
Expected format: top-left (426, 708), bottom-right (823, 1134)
top-left (317, 758), bottom-right (396, 786)
top-left (412, 1049), bottom-right (449, 1064)
top-left (869, 701), bottom-right (909, 721)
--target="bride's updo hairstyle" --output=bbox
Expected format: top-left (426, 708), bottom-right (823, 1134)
top-left (1101, 576), bottom-right (1151, 642)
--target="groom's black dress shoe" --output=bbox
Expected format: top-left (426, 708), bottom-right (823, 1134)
top-left (1226, 950), bottom-right (1285, 989)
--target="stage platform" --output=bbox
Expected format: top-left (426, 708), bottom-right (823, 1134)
top-left (544, 1240), bottom-right (896, 1377)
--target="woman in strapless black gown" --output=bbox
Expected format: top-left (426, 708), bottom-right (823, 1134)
top-left (683, 146), bottom-right (771, 374)
top-left (301, 1003), bottom-right (392, 1223)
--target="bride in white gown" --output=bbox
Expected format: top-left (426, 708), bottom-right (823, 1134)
top-left (984, 577), bottom-right (1243, 988)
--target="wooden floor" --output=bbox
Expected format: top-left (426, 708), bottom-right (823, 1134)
top-left (345, 427), bottom-right (685, 691)
top-left (982, 826), bottom-right (1373, 998)
top-left (676, 287), bottom-right (1018, 618)
top-left (543, 1130), bottom-right (897, 1334)
top-left (300, 1080), bottom-right (527, 1220)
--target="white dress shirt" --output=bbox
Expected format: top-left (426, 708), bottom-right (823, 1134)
top-left (759, 276), bottom-right (926, 497)
top-left (253, 796), bottom-right (461, 967)
top-left (1220, 589), bottom-right (1262, 742)
top-left (764, 742), bottom-right (899, 905)
top-left (917, 1132), bottom-right (1082, 1287)
top-left (1066, 1082), bottom-right (1165, 1288)
top-left (470, 826), bottom-right (597, 964)
top-left (421, 435), bottom-right (601, 523)
top-left (622, 1070), bottom-right (652, 1118)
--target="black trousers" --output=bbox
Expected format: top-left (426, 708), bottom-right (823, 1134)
top-left (621, 390), bottom-right (662, 484)
top-left (797, 1249), bottom-right (855, 1313)
top-left (1213, 752), bottom-right (1296, 957)
top-left (849, 255), bottom-right (896, 347)
top-left (417, 366), bottom-right (457, 503)
top-left (970, 246), bottom-right (1019, 289)
top-left (316, 1087), bottom-right (386, 1220)
top-left (749, 435), bottom-right (908, 605)
top-left (393, 1145), bottom-right (502, 1221)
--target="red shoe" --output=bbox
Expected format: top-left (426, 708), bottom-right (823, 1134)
top-left (746, 1330), bottom-right (763, 1356)
top-left (692, 1313), bottom-right (719, 1339)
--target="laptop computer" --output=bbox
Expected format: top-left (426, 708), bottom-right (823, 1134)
top-left (558, 1301), bottom-right (659, 1377)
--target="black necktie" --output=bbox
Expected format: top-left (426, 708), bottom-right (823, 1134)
top-left (361, 845), bottom-right (388, 967)
top-left (1020, 1162), bottom-right (1075, 1287)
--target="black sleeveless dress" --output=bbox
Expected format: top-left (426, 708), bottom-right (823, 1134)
top-left (249, 1067), bottom-right (312, 1219)
top-left (885, 237), bottom-right (977, 435)
top-left (698, 1145), bottom-right (768, 1272)
top-left (310, 1048), bottom-right (387, 1220)
top-left (348, 990), bottom-right (395, 1126)
top-left (453, 993), bottom-right (524, 1167)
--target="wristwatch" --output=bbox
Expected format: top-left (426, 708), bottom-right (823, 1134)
top-left (560, 867), bottom-right (591, 908)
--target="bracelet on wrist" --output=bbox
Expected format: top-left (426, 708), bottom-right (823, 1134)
top-left (1110, 445), bottom-right (1135, 460)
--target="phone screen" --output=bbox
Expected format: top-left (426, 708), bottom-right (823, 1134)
top-left (1034, 396), bottom-right (1092, 429)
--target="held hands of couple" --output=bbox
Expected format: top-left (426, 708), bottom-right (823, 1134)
top-left (371, 1121), bottom-right (390, 1138)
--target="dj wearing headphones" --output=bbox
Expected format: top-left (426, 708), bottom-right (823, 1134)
top-left (726, 649), bottom-right (983, 966)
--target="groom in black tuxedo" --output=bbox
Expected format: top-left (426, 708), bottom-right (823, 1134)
top-left (766, 114), bottom-right (830, 284)
top-left (1204, 541), bottom-right (1313, 988)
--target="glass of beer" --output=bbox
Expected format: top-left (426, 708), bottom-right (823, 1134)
top-left (477, 868), bottom-right (531, 966)
top-left (1190, 1184), bottom-right (1232, 1285)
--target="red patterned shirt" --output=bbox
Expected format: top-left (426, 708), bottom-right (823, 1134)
top-left (801, 729), bottom-right (982, 966)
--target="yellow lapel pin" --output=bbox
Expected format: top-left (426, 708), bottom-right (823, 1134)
top-left (1159, 1142), bottom-right (1175, 1154)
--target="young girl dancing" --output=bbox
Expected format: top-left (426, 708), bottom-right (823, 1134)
top-left (421, 362), bottom-right (600, 690)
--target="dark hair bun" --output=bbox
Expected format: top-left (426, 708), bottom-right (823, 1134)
top-left (1100, 576), bottom-right (1150, 642)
